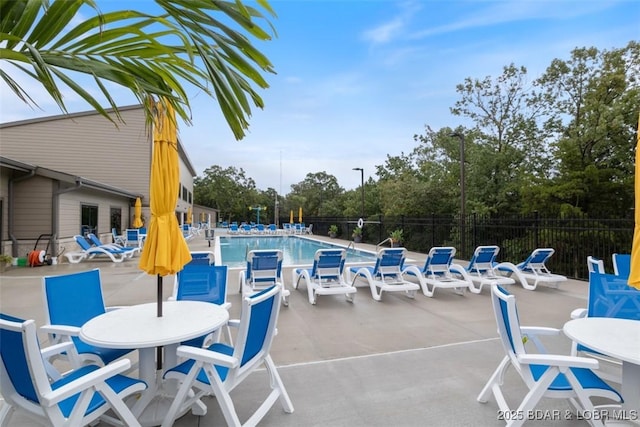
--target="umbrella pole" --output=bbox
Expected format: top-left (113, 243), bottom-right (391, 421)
top-left (157, 274), bottom-right (163, 370)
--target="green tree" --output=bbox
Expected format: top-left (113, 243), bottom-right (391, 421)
top-left (288, 172), bottom-right (344, 217)
top-left (531, 42), bottom-right (640, 217)
top-left (1, 0), bottom-right (276, 139)
top-left (193, 165), bottom-right (258, 222)
top-left (451, 64), bottom-right (551, 215)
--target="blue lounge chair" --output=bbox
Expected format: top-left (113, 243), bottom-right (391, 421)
top-left (449, 245), bottom-right (515, 294)
top-left (239, 249), bottom-right (290, 306)
top-left (348, 248), bottom-right (419, 301)
top-left (494, 248), bottom-right (567, 290)
top-left (402, 246), bottom-right (473, 297)
top-left (292, 249), bottom-right (356, 305)
top-left (64, 235), bottom-right (128, 264)
top-left (161, 284), bottom-right (293, 427)
top-left (87, 233), bottom-right (139, 258)
top-left (477, 285), bottom-right (622, 426)
top-left (0, 314), bottom-right (146, 427)
top-left (125, 228), bottom-right (143, 249)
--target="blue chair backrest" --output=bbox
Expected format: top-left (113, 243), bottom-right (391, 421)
top-left (612, 253), bottom-right (631, 279)
top-left (126, 229), bottom-right (139, 240)
top-left (312, 249), bottom-right (345, 278)
top-left (75, 235), bottom-right (92, 251)
top-left (245, 251), bottom-right (282, 282)
top-left (0, 314), bottom-right (38, 404)
top-left (587, 271), bottom-right (640, 320)
top-left (176, 264), bottom-right (228, 306)
top-left (493, 286), bottom-right (521, 355)
top-left (139, 227), bottom-right (147, 234)
top-left (240, 285), bottom-right (279, 367)
top-left (519, 248), bottom-right (554, 270)
top-left (468, 246), bottom-right (499, 272)
top-left (423, 247), bottom-right (455, 274)
top-left (373, 248), bottom-right (405, 276)
top-left (43, 269), bottom-right (106, 328)
top-left (88, 233), bottom-right (104, 247)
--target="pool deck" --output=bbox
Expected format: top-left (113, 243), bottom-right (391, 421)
top-left (0, 230), bottom-right (605, 426)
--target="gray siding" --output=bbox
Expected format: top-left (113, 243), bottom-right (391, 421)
top-left (0, 107), bottom-right (151, 199)
top-left (13, 176), bottom-right (52, 239)
top-left (59, 190), bottom-right (131, 239)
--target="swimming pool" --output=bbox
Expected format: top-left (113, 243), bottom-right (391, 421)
top-left (215, 235), bottom-right (377, 268)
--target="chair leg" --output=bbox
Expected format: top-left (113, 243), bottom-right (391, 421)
top-left (0, 401), bottom-right (15, 427)
top-left (265, 355), bottom-right (294, 414)
top-left (477, 355), bottom-right (510, 403)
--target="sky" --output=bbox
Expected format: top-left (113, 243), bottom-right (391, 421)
top-left (1, 0), bottom-right (638, 194)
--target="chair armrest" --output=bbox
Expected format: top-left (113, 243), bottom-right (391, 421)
top-left (40, 324), bottom-right (81, 337)
top-left (227, 319), bottom-right (240, 328)
top-left (40, 341), bottom-right (76, 359)
top-left (520, 326), bottom-right (561, 354)
top-left (176, 345), bottom-right (239, 368)
top-left (40, 359), bottom-right (136, 406)
top-left (518, 354), bottom-right (599, 369)
top-left (520, 326), bottom-right (561, 336)
top-left (570, 308), bottom-right (587, 319)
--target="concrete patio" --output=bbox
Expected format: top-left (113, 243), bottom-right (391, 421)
top-left (0, 231), bottom-right (603, 426)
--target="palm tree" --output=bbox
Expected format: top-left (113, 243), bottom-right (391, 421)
top-left (0, 0), bottom-right (276, 139)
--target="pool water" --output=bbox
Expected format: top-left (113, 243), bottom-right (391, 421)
top-left (217, 235), bottom-right (376, 268)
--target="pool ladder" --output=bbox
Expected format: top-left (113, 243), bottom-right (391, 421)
top-left (376, 237), bottom-right (393, 252)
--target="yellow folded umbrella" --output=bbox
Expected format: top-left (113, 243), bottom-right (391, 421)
top-left (133, 197), bottom-right (143, 228)
top-left (139, 99), bottom-right (192, 312)
top-left (628, 113), bottom-right (640, 290)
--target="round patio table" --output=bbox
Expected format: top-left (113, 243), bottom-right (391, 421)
top-left (80, 300), bottom-right (229, 426)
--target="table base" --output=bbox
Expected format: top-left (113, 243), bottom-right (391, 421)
top-left (129, 372), bottom-right (208, 427)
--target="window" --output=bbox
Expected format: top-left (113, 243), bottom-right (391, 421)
top-left (81, 204), bottom-right (98, 236)
top-left (188, 191), bottom-right (192, 204)
top-left (182, 185), bottom-right (188, 201)
top-left (110, 207), bottom-right (122, 233)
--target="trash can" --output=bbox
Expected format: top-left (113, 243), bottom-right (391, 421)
top-left (205, 229), bottom-right (214, 247)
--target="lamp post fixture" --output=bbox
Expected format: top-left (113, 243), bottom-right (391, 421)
top-left (450, 132), bottom-right (466, 257)
top-left (352, 167), bottom-right (365, 219)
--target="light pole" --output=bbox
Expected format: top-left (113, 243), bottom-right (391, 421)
top-left (450, 132), bottom-right (466, 256)
top-left (352, 167), bottom-right (365, 219)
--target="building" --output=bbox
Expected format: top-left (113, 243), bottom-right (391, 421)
top-left (0, 105), bottom-right (207, 259)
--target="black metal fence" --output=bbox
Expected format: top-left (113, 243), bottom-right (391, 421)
top-left (287, 213), bottom-right (634, 281)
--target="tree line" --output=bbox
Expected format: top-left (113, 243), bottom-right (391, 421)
top-left (194, 42), bottom-right (639, 224)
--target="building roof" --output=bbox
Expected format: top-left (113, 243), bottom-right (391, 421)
top-left (0, 104), bottom-right (198, 178)
top-left (0, 156), bottom-right (141, 199)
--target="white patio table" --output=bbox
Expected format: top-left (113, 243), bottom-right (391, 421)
top-left (80, 300), bottom-right (229, 426)
top-left (563, 317), bottom-right (640, 426)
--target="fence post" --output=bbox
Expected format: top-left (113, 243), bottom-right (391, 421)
top-left (534, 211), bottom-right (539, 249)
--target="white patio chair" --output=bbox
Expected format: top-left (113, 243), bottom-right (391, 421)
top-left (477, 285), bottom-right (622, 427)
top-left (0, 314), bottom-right (146, 427)
top-left (161, 284), bottom-right (294, 427)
